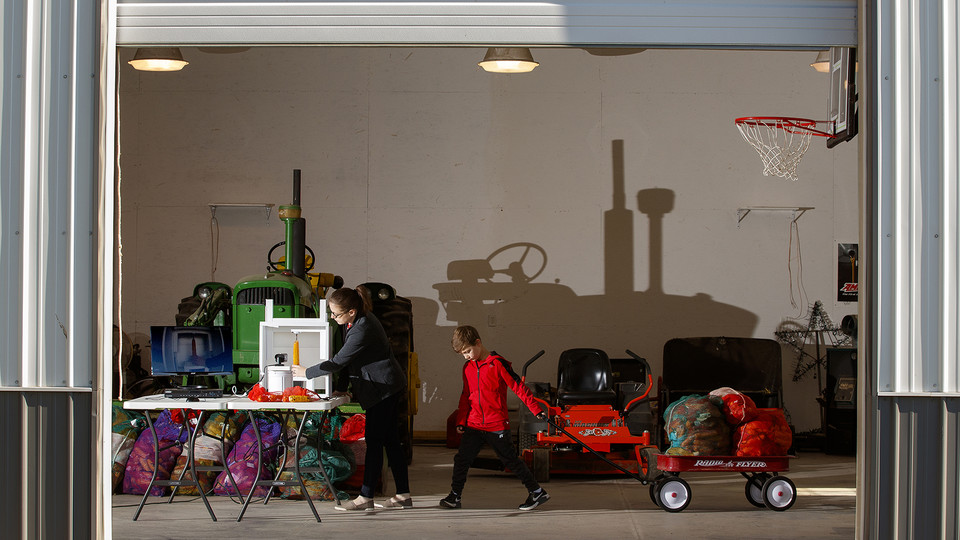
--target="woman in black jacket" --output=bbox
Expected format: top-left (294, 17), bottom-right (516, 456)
top-left (292, 287), bottom-right (411, 510)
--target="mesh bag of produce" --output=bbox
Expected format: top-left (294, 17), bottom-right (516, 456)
top-left (122, 429), bottom-right (183, 496)
top-left (168, 432), bottom-right (234, 496)
top-left (111, 403), bottom-right (147, 491)
top-left (279, 443), bottom-right (353, 500)
top-left (214, 417), bottom-right (281, 497)
top-left (663, 394), bottom-right (731, 456)
top-left (733, 408), bottom-right (792, 456)
top-left (339, 413), bottom-right (366, 442)
top-left (202, 411), bottom-right (247, 441)
top-left (111, 431), bottom-right (137, 492)
top-left (169, 454), bottom-right (219, 496)
top-left (154, 408), bottom-right (191, 444)
top-left (708, 387), bottom-right (759, 426)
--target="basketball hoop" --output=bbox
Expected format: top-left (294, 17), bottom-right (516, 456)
top-left (735, 117), bottom-right (835, 181)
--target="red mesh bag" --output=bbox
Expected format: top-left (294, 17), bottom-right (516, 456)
top-left (733, 408), bottom-right (792, 456)
top-left (709, 387), bottom-right (758, 425)
top-left (248, 383), bottom-right (282, 402)
top-left (338, 414), bottom-right (366, 442)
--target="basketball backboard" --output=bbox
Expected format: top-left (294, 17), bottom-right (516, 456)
top-left (827, 47), bottom-right (858, 148)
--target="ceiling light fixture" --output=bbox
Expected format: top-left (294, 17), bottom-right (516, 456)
top-left (128, 47), bottom-right (189, 72)
top-left (478, 48), bottom-right (539, 73)
top-left (810, 50), bottom-right (830, 73)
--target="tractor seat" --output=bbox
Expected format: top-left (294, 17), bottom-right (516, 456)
top-left (556, 348), bottom-right (618, 406)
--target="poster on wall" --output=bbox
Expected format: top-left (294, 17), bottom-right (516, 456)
top-left (838, 243), bottom-right (858, 302)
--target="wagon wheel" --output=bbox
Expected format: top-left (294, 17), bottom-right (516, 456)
top-left (761, 475), bottom-right (797, 511)
top-left (656, 476), bottom-right (692, 512)
top-left (743, 472), bottom-right (771, 508)
top-left (648, 474), bottom-right (664, 507)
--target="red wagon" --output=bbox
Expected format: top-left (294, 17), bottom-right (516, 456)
top-left (649, 453), bottom-right (796, 512)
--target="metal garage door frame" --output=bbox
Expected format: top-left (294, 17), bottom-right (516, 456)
top-left (104, 0), bottom-right (862, 537)
top-left (115, 0), bottom-right (857, 48)
top-left (106, 0), bottom-right (960, 537)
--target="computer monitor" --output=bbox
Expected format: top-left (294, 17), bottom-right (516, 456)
top-left (150, 326), bottom-right (233, 376)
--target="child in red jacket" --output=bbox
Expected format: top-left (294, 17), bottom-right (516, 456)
top-left (440, 325), bottom-right (550, 511)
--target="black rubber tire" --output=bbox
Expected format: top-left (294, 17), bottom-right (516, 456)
top-left (175, 295), bottom-right (201, 326)
top-left (518, 431), bottom-right (537, 451)
top-left (532, 447), bottom-right (551, 483)
top-left (648, 475), bottom-right (664, 507)
top-left (744, 473), bottom-right (771, 508)
top-left (762, 475), bottom-right (797, 511)
top-left (657, 477), bottom-right (692, 512)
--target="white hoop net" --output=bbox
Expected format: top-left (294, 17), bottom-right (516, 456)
top-left (736, 118), bottom-right (821, 181)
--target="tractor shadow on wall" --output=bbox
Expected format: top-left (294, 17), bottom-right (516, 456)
top-left (419, 139), bottom-right (758, 376)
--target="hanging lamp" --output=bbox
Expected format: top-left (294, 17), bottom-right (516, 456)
top-left (128, 48), bottom-right (189, 72)
top-left (478, 48), bottom-right (539, 73)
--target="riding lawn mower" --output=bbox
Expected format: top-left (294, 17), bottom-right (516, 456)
top-left (518, 348), bottom-right (660, 482)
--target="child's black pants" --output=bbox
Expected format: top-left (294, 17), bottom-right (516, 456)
top-left (450, 427), bottom-right (540, 495)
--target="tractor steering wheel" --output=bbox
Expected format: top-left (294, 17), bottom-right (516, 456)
top-left (268, 241), bottom-right (316, 273)
top-left (484, 242), bottom-right (547, 283)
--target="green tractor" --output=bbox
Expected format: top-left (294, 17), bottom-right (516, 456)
top-left (176, 281), bottom-right (233, 328)
top-left (170, 171), bottom-right (419, 459)
top-left (230, 170), bottom-right (343, 385)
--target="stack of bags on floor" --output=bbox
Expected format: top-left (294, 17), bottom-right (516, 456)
top-left (112, 405), bottom-right (358, 500)
top-left (663, 387), bottom-right (792, 457)
top-left (274, 411), bottom-right (353, 501)
top-left (111, 403), bottom-right (147, 493)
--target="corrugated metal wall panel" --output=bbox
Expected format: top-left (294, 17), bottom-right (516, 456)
top-left (875, 0), bottom-right (960, 396)
top-left (115, 0), bottom-right (857, 48)
top-left (876, 397), bottom-right (960, 539)
top-left (0, 0), bottom-right (103, 537)
top-left (0, 391), bottom-right (93, 539)
top-left (1, 0), bottom-right (99, 391)
top-left (1, 0), bottom-right (27, 387)
top-left (871, 0), bottom-right (960, 537)
top-left (0, 393), bottom-right (25, 539)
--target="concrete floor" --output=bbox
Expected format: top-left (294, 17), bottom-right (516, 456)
top-left (111, 444), bottom-right (857, 539)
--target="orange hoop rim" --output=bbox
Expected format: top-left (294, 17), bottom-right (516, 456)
top-left (735, 116), bottom-right (836, 138)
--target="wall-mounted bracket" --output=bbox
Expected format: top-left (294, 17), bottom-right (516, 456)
top-left (209, 202), bottom-right (274, 222)
top-left (737, 206), bottom-right (814, 228)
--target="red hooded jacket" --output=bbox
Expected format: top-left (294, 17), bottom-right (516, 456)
top-left (456, 352), bottom-right (543, 432)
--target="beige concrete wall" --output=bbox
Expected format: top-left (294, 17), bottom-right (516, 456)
top-left (117, 46), bottom-right (858, 434)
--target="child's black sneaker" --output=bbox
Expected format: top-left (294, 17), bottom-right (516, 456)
top-left (518, 490), bottom-right (550, 511)
top-left (439, 492), bottom-right (461, 509)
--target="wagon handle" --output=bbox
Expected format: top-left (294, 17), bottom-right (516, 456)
top-left (542, 415), bottom-right (648, 485)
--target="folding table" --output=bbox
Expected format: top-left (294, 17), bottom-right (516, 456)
top-left (123, 394), bottom-right (238, 521)
top-left (227, 396), bottom-right (349, 522)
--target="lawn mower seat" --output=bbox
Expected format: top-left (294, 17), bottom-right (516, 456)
top-left (556, 348), bottom-right (617, 406)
